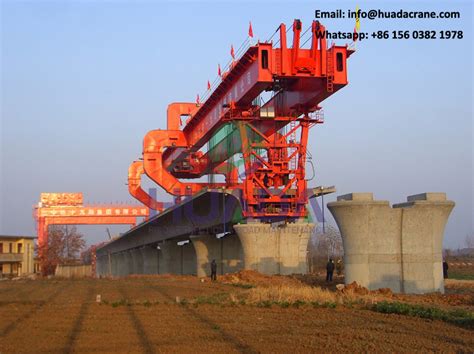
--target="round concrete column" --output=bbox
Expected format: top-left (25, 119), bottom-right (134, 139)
top-left (328, 194), bottom-right (401, 290)
top-left (279, 223), bottom-right (315, 275)
top-left (190, 234), bottom-right (221, 278)
top-left (130, 249), bottom-right (144, 275)
top-left (394, 193), bottom-right (455, 294)
top-left (111, 253), bottom-right (119, 276)
top-left (234, 222), bottom-right (314, 275)
top-left (141, 247), bottom-right (159, 274)
top-left (234, 223), bottom-right (278, 274)
top-left (158, 241), bottom-right (181, 274)
top-left (117, 252), bottom-right (129, 276)
top-left (181, 242), bottom-right (197, 275)
top-left (124, 251), bottom-right (133, 276)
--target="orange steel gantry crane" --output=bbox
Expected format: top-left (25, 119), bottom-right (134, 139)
top-left (129, 20), bottom-right (353, 221)
top-left (35, 193), bottom-right (151, 250)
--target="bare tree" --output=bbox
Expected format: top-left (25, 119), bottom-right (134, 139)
top-left (37, 225), bottom-right (86, 275)
top-left (464, 233), bottom-right (474, 248)
top-left (307, 225), bottom-right (344, 273)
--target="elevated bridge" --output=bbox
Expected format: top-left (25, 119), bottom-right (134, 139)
top-left (96, 18), bottom-right (353, 277)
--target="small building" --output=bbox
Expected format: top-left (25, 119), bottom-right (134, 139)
top-left (0, 235), bottom-right (36, 277)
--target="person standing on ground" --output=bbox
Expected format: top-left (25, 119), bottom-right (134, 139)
top-left (210, 259), bottom-right (217, 281)
top-left (443, 260), bottom-right (449, 279)
top-left (326, 258), bottom-right (335, 282)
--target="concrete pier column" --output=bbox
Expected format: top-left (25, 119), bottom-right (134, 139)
top-left (234, 221), bottom-right (314, 275)
top-left (158, 241), bottom-right (181, 274)
top-left (116, 252), bottom-right (129, 276)
top-left (130, 248), bottom-right (144, 274)
top-left (111, 253), bottom-right (119, 276)
top-left (141, 246), bottom-right (159, 274)
top-left (394, 193), bottom-right (455, 294)
top-left (221, 234), bottom-right (244, 274)
top-left (191, 234), bottom-right (243, 277)
top-left (328, 192), bottom-right (454, 294)
top-left (328, 193), bottom-right (403, 292)
top-left (181, 242), bottom-right (197, 275)
top-left (190, 234), bottom-right (221, 277)
top-left (124, 251), bottom-right (133, 276)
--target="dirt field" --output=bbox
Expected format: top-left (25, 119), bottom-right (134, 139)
top-left (0, 275), bottom-right (473, 353)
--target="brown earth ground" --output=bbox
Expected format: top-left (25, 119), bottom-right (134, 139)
top-left (0, 273), bottom-right (473, 353)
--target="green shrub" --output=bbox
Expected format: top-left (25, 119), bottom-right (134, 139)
top-left (257, 300), bottom-right (273, 308)
top-left (372, 301), bottom-right (474, 328)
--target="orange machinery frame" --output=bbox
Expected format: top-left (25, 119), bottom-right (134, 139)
top-left (130, 19), bottom-right (354, 220)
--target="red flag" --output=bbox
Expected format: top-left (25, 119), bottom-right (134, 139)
top-left (248, 21), bottom-right (254, 38)
top-left (218, 64), bottom-right (221, 77)
top-left (353, 26), bottom-right (358, 42)
top-left (207, 80), bottom-right (211, 90)
top-left (230, 45), bottom-right (235, 59)
top-left (196, 94), bottom-right (200, 105)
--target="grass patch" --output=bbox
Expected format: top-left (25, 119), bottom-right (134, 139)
top-left (256, 300), bottom-right (273, 308)
top-left (230, 283), bottom-right (255, 289)
top-left (311, 301), bottom-right (337, 309)
top-left (111, 298), bottom-right (129, 308)
top-left (247, 284), bottom-right (336, 304)
top-left (372, 301), bottom-right (474, 329)
top-left (449, 273), bottom-right (474, 281)
top-left (194, 292), bottom-right (230, 305)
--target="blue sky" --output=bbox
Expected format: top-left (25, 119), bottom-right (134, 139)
top-left (1, 1), bottom-right (472, 248)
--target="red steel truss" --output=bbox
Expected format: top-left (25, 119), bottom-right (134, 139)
top-left (130, 19), bottom-right (353, 220)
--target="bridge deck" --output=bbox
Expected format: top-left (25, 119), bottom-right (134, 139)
top-left (96, 190), bottom-right (242, 256)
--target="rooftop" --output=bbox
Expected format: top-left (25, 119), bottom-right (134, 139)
top-left (0, 235), bottom-right (36, 240)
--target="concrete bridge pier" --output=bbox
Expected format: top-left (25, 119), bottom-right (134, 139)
top-left (394, 193), bottom-right (455, 293)
top-left (110, 253), bottom-right (118, 276)
top-left (141, 246), bottom-right (159, 274)
top-left (328, 192), bottom-right (455, 294)
top-left (191, 234), bottom-right (220, 278)
top-left (180, 242), bottom-right (197, 275)
top-left (158, 241), bottom-right (182, 274)
top-left (190, 233), bottom-right (243, 278)
top-left (234, 221), bottom-right (315, 275)
top-left (116, 252), bottom-right (128, 276)
top-left (130, 248), bottom-right (144, 274)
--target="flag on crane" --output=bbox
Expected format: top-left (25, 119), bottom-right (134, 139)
top-left (207, 80), bottom-right (211, 90)
top-left (230, 45), bottom-right (235, 60)
top-left (218, 64), bottom-right (222, 77)
top-left (354, 5), bottom-right (361, 41)
top-left (248, 21), bottom-right (254, 38)
top-left (355, 6), bottom-right (361, 31)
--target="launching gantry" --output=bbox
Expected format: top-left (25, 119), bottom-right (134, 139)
top-left (129, 19), bottom-right (353, 221)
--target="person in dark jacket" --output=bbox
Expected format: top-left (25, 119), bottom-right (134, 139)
top-left (210, 259), bottom-right (217, 281)
top-left (443, 260), bottom-right (449, 279)
top-left (326, 258), bottom-right (335, 282)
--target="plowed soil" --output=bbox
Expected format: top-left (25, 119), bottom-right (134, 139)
top-left (0, 276), bottom-right (473, 353)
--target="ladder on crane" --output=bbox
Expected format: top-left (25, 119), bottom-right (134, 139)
top-left (326, 49), bottom-right (334, 93)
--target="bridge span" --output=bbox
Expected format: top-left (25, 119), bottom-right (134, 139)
top-left (96, 190), bottom-right (314, 277)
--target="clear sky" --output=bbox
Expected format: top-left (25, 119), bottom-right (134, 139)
top-left (1, 1), bottom-right (472, 248)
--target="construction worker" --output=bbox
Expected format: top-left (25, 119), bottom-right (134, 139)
top-left (326, 258), bottom-right (335, 282)
top-left (443, 260), bottom-right (449, 279)
top-left (210, 259), bottom-right (217, 281)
